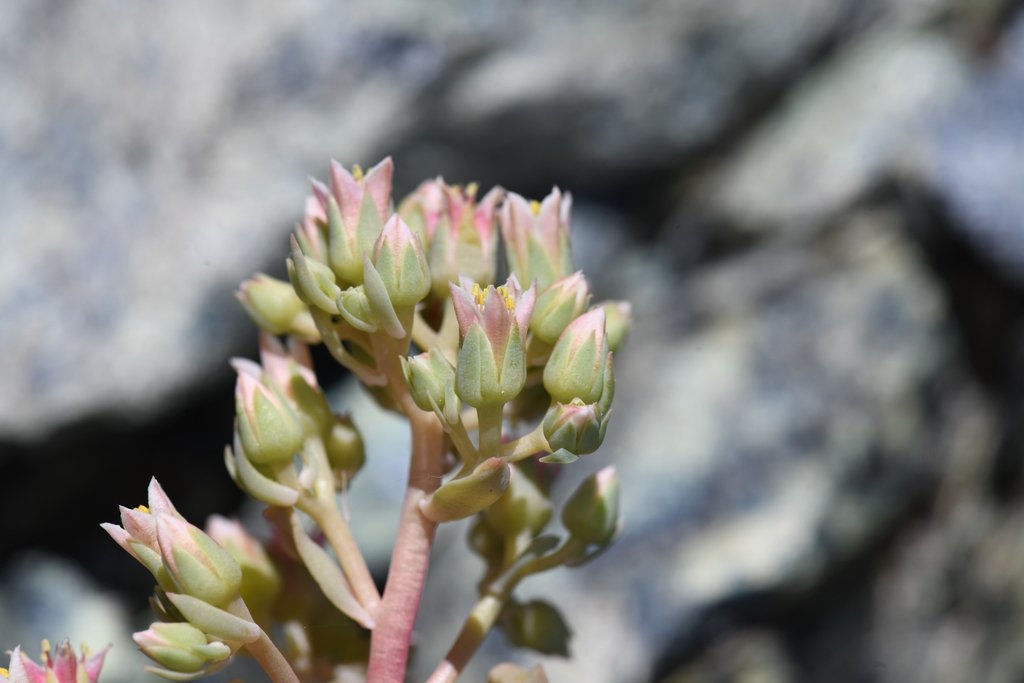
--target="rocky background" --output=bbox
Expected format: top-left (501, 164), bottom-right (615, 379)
top-left (3, 0), bottom-right (1024, 681)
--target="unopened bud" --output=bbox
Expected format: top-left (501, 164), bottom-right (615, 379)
top-left (236, 274), bottom-right (318, 340)
top-left (156, 514), bottom-right (243, 607)
top-left (530, 272), bottom-right (590, 344)
top-left (501, 599), bottom-right (572, 657)
top-left (288, 236), bottom-right (342, 314)
top-left (133, 622), bottom-right (231, 676)
top-left (561, 466), bottom-right (620, 546)
top-left (543, 308), bottom-right (608, 404)
top-left (370, 214), bottom-right (431, 307)
top-left (420, 458), bottom-right (511, 523)
top-left (324, 414), bottom-right (365, 474)
top-left (235, 371), bottom-right (304, 465)
top-left (401, 349), bottom-right (460, 425)
top-left (599, 301), bottom-right (632, 353)
top-left (483, 467), bottom-right (552, 539)
top-left (542, 400), bottom-right (607, 456)
top-left (205, 516), bottom-right (280, 621)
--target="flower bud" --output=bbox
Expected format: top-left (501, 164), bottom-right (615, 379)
top-left (156, 514), bottom-right (243, 607)
top-left (369, 214), bottom-right (431, 307)
top-left (543, 308), bottom-right (608, 405)
top-left (205, 516), bottom-right (280, 623)
top-left (324, 414), bottom-right (365, 475)
top-left (133, 622), bottom-right (231, 676)
top-left (500, 189), bottom-right (574, 291)
top-left (234, 368), bottom-right (304, 465)
top-left (483, 467), bottom-right (552, 540)
top-left (323, 158), bottom-right (393, 286)
top-left (530, 272), bottom-right (590, 344)
top-left (235, 274), bottom-right (318, 340)
top-left (420, 458), bottom-right (511, 523)
top-left (542, 400), bottom-right (607, 456)
top-left (500, 600), bottom-right (572, 657)
top-left (401, 349), bottom-right (460, 425)
top-left (599, 300), bottom-right (632, 353)
top-left (288, 235), bottom-right (341, 314)
top-left (561, 466), bottom-right (620, 546)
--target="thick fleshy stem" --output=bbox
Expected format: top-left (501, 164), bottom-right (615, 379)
top-left (425, 539), bottom-right (587, 683)
top-left (365, 408), bottom-right (445, 682)
top-left (476, 404), bottom-right (504, 461)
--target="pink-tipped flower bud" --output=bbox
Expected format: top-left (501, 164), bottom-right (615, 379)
top-left (543, 308), bottom-right (609, 405)
top-left (420, 457), bottom-right (511, 523)
top-left (235, 274), bottom-right (319, 341)
top-left (530, 271), bottom-right (590, 345)
top-left (542, 399), bottom-right (608, 457)
top-left (156, 514), bottom-right (243, 608)
top-left (401, 349), bottom-right (461, 425)
top-left (500, 188), bottom-right (574, 291)
top-left (322, 158), bottom-right (394, 286)
top-left (287, 234), bottom-right (342, 314)
top-left (450, 276), bottom-right (537, 407)
top-left (234, 365), bottom-right (304, 465)
top-left (367, 214), bottom-right (431, 308)
top-left (561, 466), bottom-right (620, 546)
top-left (400, 179), bottom-right (503, 298)
top-left (133, 622), bottom-right (231, 677)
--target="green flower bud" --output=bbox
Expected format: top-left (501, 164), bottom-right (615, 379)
top-left (483, 467), bottom-right (552, 539)
top-left (543, 308), bottom-right (608, 405)
top-left (133, 622), bottom-right (231, 676)
top-left (500, 599), bottom-right (572, 657)
top-left (324, 414), bottom-right (365, 475)
top-left (401, 349), bottom-right (460, 425)
top-left (530, 271), bottom-right (590, 344)
top-left (420, 458), bottom-right (511, 523)
top-left (205, 516), bottom-right (280, 624)
top-left (236, 273), bottom-right (318, 340)
top-left (561, 466), bottom-right (620, 546)
top-left (542, 400), bottom-right (607, 456)
top-left (599, 300), bottom-right (632, 353)
top-left (288, 235), bottom-right (341, 314)
top-left (370, 214), bottom-right (431, 307)
top-left (156, 514), bottom-right (243, 608)
top-left (234, 368), bottom-right (304, 465)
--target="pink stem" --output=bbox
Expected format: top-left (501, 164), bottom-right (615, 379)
top-left (366, 410), bottom-right (444, 682)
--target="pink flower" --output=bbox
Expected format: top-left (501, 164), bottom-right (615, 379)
top-left (499, 188), bottom-right (574, 291)
top-left (449, 275), bottom-right (536, 406)
top-left (3, 640), bottom-right (108, 683)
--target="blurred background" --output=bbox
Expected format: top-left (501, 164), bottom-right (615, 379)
top-left (3, 0), bottom-right (1024, 681)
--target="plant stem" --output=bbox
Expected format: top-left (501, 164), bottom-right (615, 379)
top-left (425, 539), bottom-right (587, 682)
top-left (365, 408), bottom-right (445, 683)
top-left (499, 425), bottom-right (550, 463)
top-left (227, 598), bottom-right (300, 683)
top-left (476, 404), bottom-right (504, 460)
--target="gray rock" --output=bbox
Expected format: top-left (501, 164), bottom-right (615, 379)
top-left (698, 26), bottom-right (968, 235)
top-left (910, 12), bottom-right (1024, 285)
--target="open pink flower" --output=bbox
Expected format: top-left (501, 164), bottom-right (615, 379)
top-left (499, 188), bottom-right (574, 291)
top-left (3, 640), bottom-right (108, 683)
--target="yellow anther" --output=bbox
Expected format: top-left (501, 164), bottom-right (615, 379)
top-left (135, 504), bottom-right (150, 514)
top-left (471, 283), bottom-right (486, 306)
top-left (529, 199), bottom-right (541, 215)
top-left (352, 164), bottom-right (364, 182)
top-left (465, 182), bottom-right (479, 199)
top-left (0, 667), bottom-right (9, 677)
top-left (496, 285), bottom-right (515, 310)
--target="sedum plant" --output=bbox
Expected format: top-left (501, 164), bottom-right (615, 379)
top-left (3, 158), bottom-right (630, 683)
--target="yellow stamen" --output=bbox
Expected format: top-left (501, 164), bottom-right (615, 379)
top-left (465, 182), bottom-right (479, 199)
top-left (135, 504), bottom-right (150, 514)
top-left (471, 283), bottom-right (515, 310)
top-left (352, 164), bottom-right (364, 182)
top-left (471, 283), bottom-right (486, 306)
top-left (496, 285), bottom-right (515, 310)
top-left (529, 199), bottom-right (541, 215)
top-left (1, 667), bottom-right (9, 677)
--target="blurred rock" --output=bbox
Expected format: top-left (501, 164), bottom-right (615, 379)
top-left (696, 26), bottom-right (967, 236)
top-left (910, 12), bottom-right (1024, 286)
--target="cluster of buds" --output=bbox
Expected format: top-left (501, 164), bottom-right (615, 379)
top-left (101, 480), bottom-right (277, 680)
top-left (94, 158), bottom-right (630, 682)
